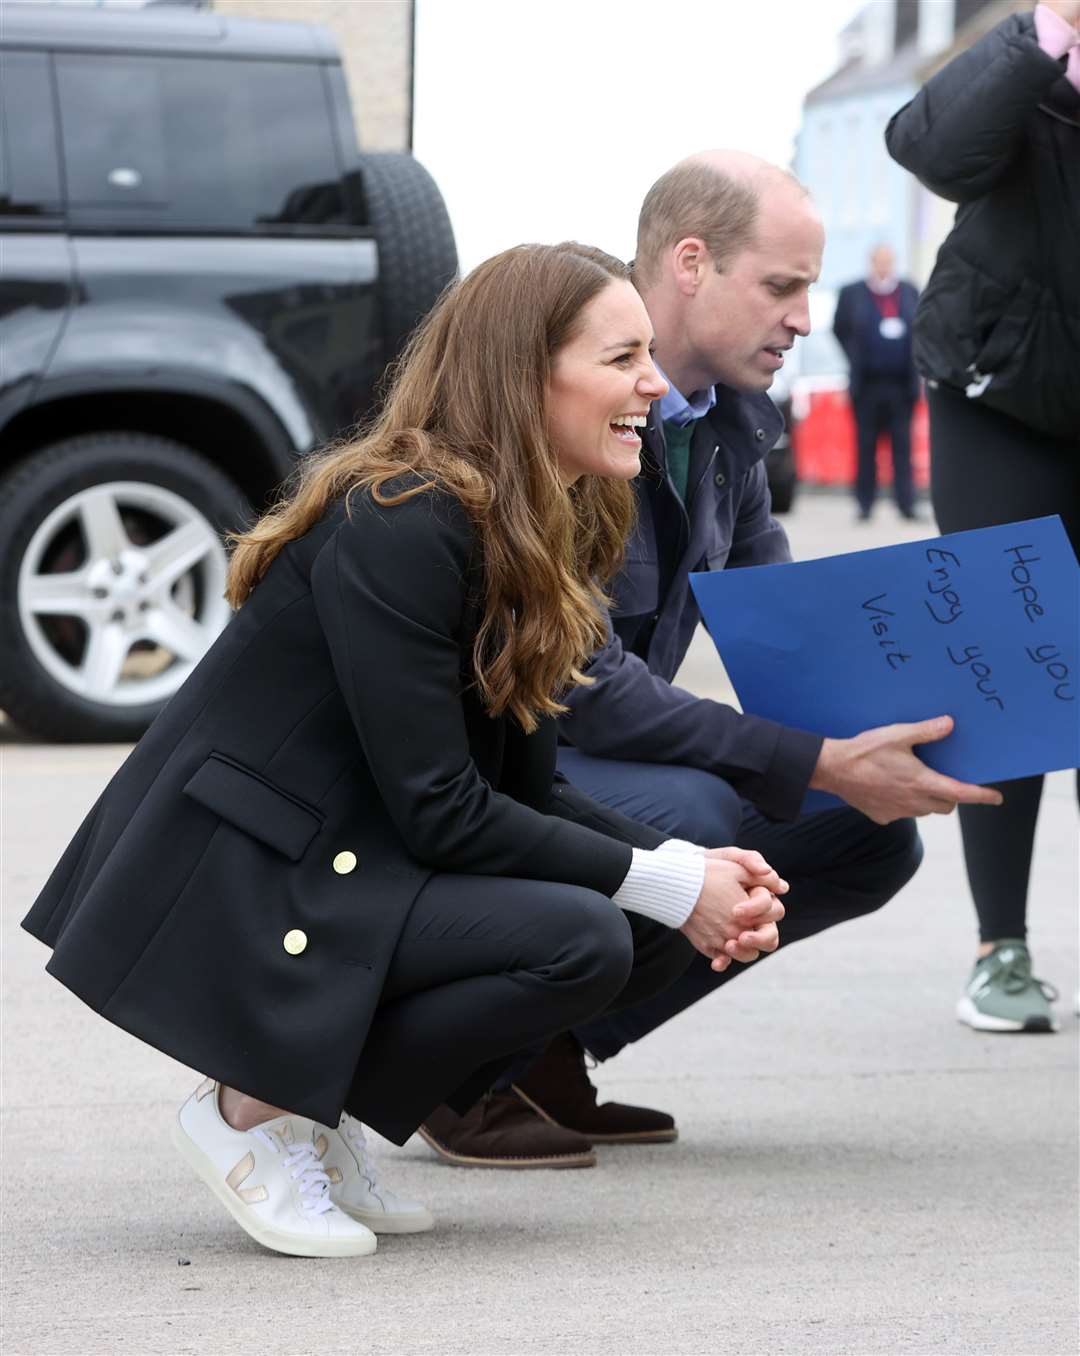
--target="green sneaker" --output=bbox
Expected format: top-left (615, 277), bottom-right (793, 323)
top-left (957, 940), bottom-right (1059, 1032)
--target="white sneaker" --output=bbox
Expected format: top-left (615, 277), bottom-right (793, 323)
top-left (314, 1113), bottom-right (434, 1234)
top-left (171, 1078), bottom-right (378, 1258)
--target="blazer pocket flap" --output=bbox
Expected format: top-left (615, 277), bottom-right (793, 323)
top-left (183, 753), bottom-right (323, 862)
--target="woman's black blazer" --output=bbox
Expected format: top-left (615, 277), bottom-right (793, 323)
top-left (22, 485), bottom-right (665, 1124)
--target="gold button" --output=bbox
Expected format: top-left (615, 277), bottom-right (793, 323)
top-left (332, 851), bottom-right (357, 875)
top-left (283, 929), bottom-right (307, 955)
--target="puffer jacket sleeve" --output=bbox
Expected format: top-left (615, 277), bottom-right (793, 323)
top-left (310, 487), bottom-right (632, 895)
top-left (885, 12), bottom-right (1068, 203)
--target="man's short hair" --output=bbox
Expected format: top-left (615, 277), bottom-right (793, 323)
top-left (634, 162), bottom-right (768, 285)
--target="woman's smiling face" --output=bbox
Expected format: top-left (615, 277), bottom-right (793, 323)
top-left (547, 280), bottom-right (668, 485)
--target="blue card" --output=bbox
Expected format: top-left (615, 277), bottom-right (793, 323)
top-left (690, 516), bottom-right (1079, 790)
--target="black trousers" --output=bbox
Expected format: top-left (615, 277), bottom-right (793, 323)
top-left (929, 382), bottom-right (1080, 942)
top-left (343, 873), bottom-right (694, 1144)
top-left (555, 749), bottom-right (922, 1060)
top-left (852, 379), bottom-right (916, 515)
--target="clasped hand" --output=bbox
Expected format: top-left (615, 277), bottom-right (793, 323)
top-left (678, 847), bottom-right (788, 973)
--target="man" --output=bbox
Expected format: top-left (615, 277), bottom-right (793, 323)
top-left (419, 151), bottom-right (1002, 1169)
top-left (833, 245), bottom-right (921, 521)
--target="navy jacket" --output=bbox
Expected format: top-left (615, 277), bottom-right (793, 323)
top-left (558, 384), bottom-right (823, 822)
top-left (833, 279), bottom-right (920, 401)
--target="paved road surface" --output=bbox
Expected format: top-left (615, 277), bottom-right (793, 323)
top-left (3, 493), bottom-right (1076, 1355)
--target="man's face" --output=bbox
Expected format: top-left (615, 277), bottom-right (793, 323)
top-left (684, 188), bottom-right (824, 393)
top-left (870, 245), bottom-right (895, 280)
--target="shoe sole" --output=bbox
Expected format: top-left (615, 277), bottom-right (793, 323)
top-left (415, 1123), bottom-right (596, 1169)
top-left (571, 1128), bottom-right (678, 1144)
top-left (170, 1117), bottom-right (378, 1257)
top-left (511, 1086), bottom-right (678, 1144)
top-left (338, 1203), bottom-right (435, 1234)
top-left (956, 996), bottom-right (1058, 1033)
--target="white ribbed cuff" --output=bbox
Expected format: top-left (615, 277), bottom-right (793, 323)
top-left (612, 846), bottom-right (705, 929)
top-left (656, 837), bottom-right (706, 856)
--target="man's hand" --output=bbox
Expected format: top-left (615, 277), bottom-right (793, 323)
top-left (679, 857), bottom-right (786, 973)
top-left (810, 714), bottom-right (1004, 824)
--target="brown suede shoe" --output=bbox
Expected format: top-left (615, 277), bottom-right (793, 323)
top-left (417, 1093), bottom-right (596, 1169)
top-left (511, 1033), bottom-right (678, 1143)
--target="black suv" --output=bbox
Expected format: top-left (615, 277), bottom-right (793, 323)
top-left (0, 3), bottom-right (456, 741)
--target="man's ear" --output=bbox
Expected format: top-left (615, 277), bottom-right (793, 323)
top-left (672, 237), bottom-right (708, 297)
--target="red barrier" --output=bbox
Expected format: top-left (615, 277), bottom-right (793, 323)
top-left (792, 383), bottom-right (929, 488)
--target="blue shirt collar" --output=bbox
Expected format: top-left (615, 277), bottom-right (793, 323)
top-left (655, 364), bottom-right (717, 427)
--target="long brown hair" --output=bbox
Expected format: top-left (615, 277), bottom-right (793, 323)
top-left (226, 242), bottom-right (635, 733)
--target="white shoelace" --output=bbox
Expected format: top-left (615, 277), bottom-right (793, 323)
top-left (340, 1114), bottom-right (378, 1190)
top-left (254, 1128), bottom-right (334, 1215)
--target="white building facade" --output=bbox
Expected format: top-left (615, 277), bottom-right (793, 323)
top-left (794, 0), bottom-right (1017, 294)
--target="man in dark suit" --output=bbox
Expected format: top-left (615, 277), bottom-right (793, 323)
top-left (833, 245), bottom-right (921, 520)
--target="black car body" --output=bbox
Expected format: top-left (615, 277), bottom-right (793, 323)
top-left (0, 3), bottom-right (456, 740)
top-left (765, 372), bottom-right (797, 514)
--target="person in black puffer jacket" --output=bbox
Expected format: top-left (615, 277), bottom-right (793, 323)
top-left (887, 2), bottom-right (1079, 1034)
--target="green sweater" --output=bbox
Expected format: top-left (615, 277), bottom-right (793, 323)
top-left (662, 418), bottom-right (694, 502)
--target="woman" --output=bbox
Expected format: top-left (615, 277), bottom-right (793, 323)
top-left (22, 243), bottom-right (786, 1258)
top-left (887, 2), bottom-right (1079, 1032)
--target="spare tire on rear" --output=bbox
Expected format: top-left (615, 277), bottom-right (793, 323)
top-left (358, 152), bottom-right (459, 366)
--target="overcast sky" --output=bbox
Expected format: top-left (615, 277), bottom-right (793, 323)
top-left (414, 0), bottom-right (865, 271)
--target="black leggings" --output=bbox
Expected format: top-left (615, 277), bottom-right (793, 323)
top-left (928, 383), bottom-right (1080, 943)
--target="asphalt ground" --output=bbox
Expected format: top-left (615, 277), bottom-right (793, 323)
top-left (2, 491), bottom-right (1077, 1356)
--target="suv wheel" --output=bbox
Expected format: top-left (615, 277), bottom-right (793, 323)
top-left (358, 152), bottom-right (459, 362)
top-left (767, 445), bottom-right (797, 514)
top-left (0, 433), bottom-right (247, 742)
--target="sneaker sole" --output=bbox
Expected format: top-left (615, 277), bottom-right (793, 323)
top-left (415, 1123), bottom-right (595, 1169)
top-left (956, 996), bottom-right (1058, 1033)
top-left (338, 1203), bottom-right (435, 1234)
top-left (511, 1085), bottom-right (678, 1144)
top-left (170, 1117), bottom-right (378, 1257)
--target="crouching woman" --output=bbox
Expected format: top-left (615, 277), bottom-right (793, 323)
top-left (22, 243), bottom-right (785, 1258)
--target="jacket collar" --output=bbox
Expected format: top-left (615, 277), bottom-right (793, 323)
top-left (643, 382), bottom-right (783, 476)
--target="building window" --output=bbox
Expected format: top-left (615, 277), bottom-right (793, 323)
top-left (815, 120), bottom-right (832, 226)
top-left (841, 113), bottom-right (860, 229)
top-left (954, 0), bottom-right (992, 35)
top-left (870, 115), bottom-right (890, 225)
top-left (894, 0), bottom-right (918, 52)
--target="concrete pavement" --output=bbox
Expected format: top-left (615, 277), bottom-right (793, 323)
top-left (2, 492), bottom-right (1077, 1356)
